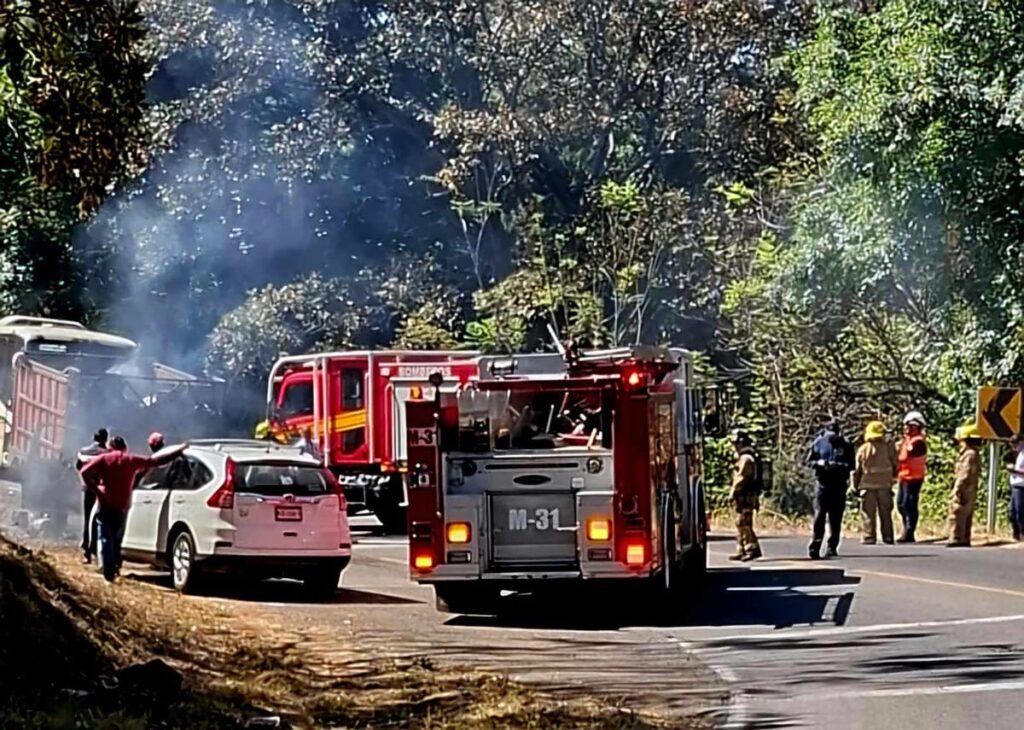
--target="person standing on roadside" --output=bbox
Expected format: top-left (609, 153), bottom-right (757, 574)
top-left (79, 436), bottom-right (184, 582)
top-left (807, 419), bottom-right (854, 559)
top-left (854, 421), bottom-right (898, 545)
top-left (75, 428), bottom-right (109, 564)
top-left (947, 423), bottom-right (982, 547)
top-left (1005, 434), bottom-right (1024, 542)
top-left (147, 432), bottom-right (165, 453)
top-left (896, 411), bottom-right (928, 543)
top-left (728, 430), bottom-right (763, 562)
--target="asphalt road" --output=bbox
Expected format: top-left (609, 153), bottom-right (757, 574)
top-left (119, 515), bottom-right (1024, 729)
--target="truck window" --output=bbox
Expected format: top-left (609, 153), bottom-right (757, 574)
top-left (458, 388), bottom-right (612, 452)
top-left (342, 368), bottom-right (364, 409)
top-left (280, 380), bottom-right (314, 418)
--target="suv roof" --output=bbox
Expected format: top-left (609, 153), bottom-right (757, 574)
top-left (187, 439), bottom-right (321, 464)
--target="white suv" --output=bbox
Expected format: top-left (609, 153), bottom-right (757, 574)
top-left (120, 440), bottom-right (352, 595)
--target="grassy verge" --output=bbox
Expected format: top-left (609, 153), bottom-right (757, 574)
top-left (0, 536), bottom-right (696, 729)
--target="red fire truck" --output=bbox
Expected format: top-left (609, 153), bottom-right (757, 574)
top-left (404, 346), bottom-right (708, 614)
top-left (259, 350), bottom-right (479, 531)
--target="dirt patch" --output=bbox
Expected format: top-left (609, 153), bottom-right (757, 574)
top-left (0, 536), bottom-right (700, 728)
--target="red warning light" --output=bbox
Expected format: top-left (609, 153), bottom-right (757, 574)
top-left (623, 369), bottom-right (644, 388)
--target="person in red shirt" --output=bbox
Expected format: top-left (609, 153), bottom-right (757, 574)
top-left (79, 436), bottom-right (183, 581)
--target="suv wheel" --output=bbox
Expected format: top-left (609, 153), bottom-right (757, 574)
top-left (171, 531), bottom-right (201, 594)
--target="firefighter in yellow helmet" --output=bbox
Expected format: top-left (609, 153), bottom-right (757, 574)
top-left (947, 423), bottom-right (982, 547)
top-left (854, 421), bottom-right (898, 544)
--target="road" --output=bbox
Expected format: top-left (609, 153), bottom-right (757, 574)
top-left (123, 516), bottom-right (1024, 729)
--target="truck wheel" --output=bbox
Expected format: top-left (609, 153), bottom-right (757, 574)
top-left (374, 505), bottom-right (407, 535)
top-left (683, 487), bottom-right (708, 581)
top-left (434, 584), bottom-right (498, 615)
top-left (171, 531), bottom-right (202, 594)
top-left (303, 567), bottom-right (342, 600)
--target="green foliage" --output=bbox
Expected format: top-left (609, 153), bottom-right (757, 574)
top-left (0, 0), bottom-right (146, 316)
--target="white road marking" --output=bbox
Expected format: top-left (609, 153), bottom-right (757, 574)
top-left (678, 639), bottom-right (749, 729)
top-left (675, 613), bottom-right (1024, 644)
top-left (752, 679), bottom-right (1024, 704)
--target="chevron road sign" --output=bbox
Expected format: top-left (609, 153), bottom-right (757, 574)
top-left (976, 386), bottom-right (1022, 441)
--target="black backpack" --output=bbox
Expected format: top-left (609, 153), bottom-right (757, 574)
top-left (751, 448), bottom-right (772, 494)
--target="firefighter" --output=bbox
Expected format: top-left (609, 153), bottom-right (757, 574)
top-left (79, 436), bottom-right (184, 581)
top-left (854, 421), bottom-right (898, 545)
top-left (947, 423), bottom-right (982, 547)
top-left (147, 432), bottom-right (165, 452)
top-left (806, 419), bottom-right (854, 559)
top-left (75, 428), bottom-right (109, 564)
top-left (896, 410), bottom-right (928, 543)
top-left (728, 430), bottom-right (763, 562)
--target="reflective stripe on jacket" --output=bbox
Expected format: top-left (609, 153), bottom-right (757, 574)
top-left (898, 434), bottom-right (927, 481)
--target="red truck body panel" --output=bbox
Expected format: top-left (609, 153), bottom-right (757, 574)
top-left (266, 351), bottom-right (479, 473)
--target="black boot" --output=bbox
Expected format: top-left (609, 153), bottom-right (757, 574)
top-left (808, 542), bottom-right (821, 560)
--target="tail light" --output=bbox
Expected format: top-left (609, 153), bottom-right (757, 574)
top-left (622, 367), bottom-right (646, 390)
top-left (586, 517), bottom-right (611, 541)
top-left (446, 521), bottom-right (471, 544)
top-left (413, 553), bottom-right (434, 571)
top-left (625, 542), bottom-right (646, 567)
top-left (324, 469), bottom-right (347, 512)
top-left (206, 458), bottom-right (237, 509)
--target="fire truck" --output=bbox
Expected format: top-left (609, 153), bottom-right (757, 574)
top-left (404, 346), bottom-right (708, 614)
top-left (259, 350), bottom-right (479, 532)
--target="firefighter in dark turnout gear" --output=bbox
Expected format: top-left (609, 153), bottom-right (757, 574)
top-left (806, 419), bottom-right (854, 559)
top-left (728, 430), bottom-right (762, 561)
top-left (76, 428), bottom-right (109, 563)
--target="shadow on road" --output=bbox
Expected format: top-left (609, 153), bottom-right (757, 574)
top-left (126, 571), bottom-right (421, 605)
top-left (445, 565), bottom-right (860, 631)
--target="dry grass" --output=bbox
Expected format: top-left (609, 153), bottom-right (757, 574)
top-left (1, 537), bottom-right (695, 728)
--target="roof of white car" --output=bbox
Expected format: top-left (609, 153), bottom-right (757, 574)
top-left (186, 439), bottom-right (321, 465)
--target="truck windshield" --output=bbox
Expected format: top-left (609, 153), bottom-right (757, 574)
top-left (279, 380), bottom-right (314, 418)
top-left (456, 387), bottom-right (612, 451)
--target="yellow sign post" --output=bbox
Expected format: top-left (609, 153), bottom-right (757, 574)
top-left (976, 386), bottom-right (1022, 533)
top-left (976, 386), bottom-right (1022, 441)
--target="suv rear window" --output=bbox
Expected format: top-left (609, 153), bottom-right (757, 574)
top-left (233, 463), bottom-right (330, 497)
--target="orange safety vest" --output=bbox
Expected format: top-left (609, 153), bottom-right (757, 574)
top-left (898, 434), bottom-right (927, 481)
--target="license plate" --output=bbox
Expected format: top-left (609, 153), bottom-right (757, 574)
top-left (275, 505), bottom-right (303, 522)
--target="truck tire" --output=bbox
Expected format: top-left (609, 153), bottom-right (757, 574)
top-left (683, 486), bottom-right (708, 581)
top-left (370, 474), bottom-right (407, 534)
top-left (434, 584), bottom-right (499, 615)
top-left (374, 504), bottom-right (407, 535)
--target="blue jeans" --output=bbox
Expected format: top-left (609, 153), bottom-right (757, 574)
top-left (1011, 488), bottom-right (1024, 540)
top-left (96, 507), bottom-right (127, 582)
top-left (897, 479), bottom-right (923, 535)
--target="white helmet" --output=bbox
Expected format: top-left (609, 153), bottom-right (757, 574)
top-left (903, 410), bottom-right (926, 427)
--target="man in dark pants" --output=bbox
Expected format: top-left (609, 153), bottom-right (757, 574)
top-left (896, 411), bottom-right (928, 543)
top-left (80, 436), bottom-right (184, 582)
top-left (75, 428), bottom-right (109, 563)
top-left (807, 419), bottom-right (854, 559)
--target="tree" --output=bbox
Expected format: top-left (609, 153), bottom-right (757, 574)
top-left (0, 0), bottom-right (146, 317)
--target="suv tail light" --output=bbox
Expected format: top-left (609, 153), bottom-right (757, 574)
top-left (324, 469), bottom-right (347, 511)
top-left (206, 458), bottom-right (236, 509)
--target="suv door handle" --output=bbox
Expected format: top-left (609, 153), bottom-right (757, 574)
top-left (173, 498), bottom-right (186, 505)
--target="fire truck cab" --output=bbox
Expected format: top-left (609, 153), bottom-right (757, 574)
top-left (261, 351), bottom-right (479, 532)
top-left (405, 346), bottom-right (707, 614)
